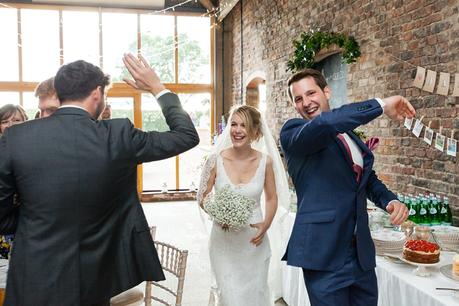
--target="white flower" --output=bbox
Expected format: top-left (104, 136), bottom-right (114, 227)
top-left (204, 184), bottom-right (255, 231)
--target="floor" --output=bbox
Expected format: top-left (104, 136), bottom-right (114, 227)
top-left (140, 201), bottom-right (288, 306)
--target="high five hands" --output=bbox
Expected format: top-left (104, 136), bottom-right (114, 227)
top-left (122, 53), bottom-right (166, 96)
top-left (382, 96), bottom-right (416, 121)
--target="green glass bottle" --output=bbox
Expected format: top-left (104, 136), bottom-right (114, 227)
top-left (430, 196), bottom-right (441, 225)
top-left (441, 197), bottom-right (452, 226)
top-left (419, 196), bottom-right (430, 225)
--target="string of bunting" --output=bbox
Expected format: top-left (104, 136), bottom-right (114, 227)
top-left (412, 67), bottom-right (459, 97)
top-left (404, 116), bottom-right (457, 158)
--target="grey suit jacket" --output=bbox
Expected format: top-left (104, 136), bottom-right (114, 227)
top-left (0, 92), bottom-right (199, 306)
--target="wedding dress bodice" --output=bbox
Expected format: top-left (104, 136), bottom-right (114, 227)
top-left (215, 152), bottom-right (266, 224)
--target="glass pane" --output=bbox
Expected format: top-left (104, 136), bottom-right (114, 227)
top-left (178, 93), bottom-right (211, 190)
top-left (177, 16), bottom-right (211, 84)
top-left (63, 11), bottom-right (100, 66)
top-left (102, 13), bottom-right (137, 82)
top-left (23, 92), bottom-right (40, 119)
top-left (140, 15), bottom-right (174, 83)
top-left (313, 53), bottom-right (347, 109)
top-left (106, 97), bottom-right (134, 122)
top-left (21, 9), bottom-right (60, 82)
top-left (141, 93), bottom-right (175, 191)
top-left (0, 92), bottom-right (20, 107)
top-left (0, 8), bottom-right (19, 81)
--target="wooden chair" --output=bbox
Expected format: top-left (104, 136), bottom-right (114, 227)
top-left (144, 241), bottom-right (188, 306)
top-left (150, 226), bottom-right (157, 240)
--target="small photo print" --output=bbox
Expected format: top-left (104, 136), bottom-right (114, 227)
top-left (404, 117), bottom-right (413, 130)
top-left (447, 138), bottom-right (457, 157)
top-left (423, 127), bottom-right (434, 145)
top-left (412, 119), bottom-right (424, 138)
top-left (435, 133), bottom-right (446, 152)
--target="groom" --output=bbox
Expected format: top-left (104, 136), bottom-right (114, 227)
top-left (280, 68), bottom-right (414, 306)
top-left (0, 55), bottom-right (199, 306)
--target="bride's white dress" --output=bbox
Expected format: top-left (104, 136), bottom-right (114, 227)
top-left (209, 153), bottom-right (273, 306)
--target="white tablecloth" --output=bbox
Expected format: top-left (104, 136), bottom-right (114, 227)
top-left (0, 259), bottom-right (8, 289)
top-left (281, 213), bottom-right (459, 306)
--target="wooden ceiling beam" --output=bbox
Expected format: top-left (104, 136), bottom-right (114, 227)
top-left (198, 0), bottom-right (216, 12)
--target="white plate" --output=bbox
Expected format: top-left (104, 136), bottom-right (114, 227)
top-left (440, 264), bottom-right (459, 282)
top-left (399, 256), bottom-right (441, 267)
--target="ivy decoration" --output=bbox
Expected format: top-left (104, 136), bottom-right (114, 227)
top-left (287, 31), bottom-right (361, 72)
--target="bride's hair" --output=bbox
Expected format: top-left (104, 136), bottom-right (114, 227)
top-left (229, 105), bottom-right (263, 142)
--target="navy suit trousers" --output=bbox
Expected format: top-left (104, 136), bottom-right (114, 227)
top-left (302, 246), bottom-right (378, 306)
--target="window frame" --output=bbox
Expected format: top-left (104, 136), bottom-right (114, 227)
top-left (0, 3), bottom-right (215, 194)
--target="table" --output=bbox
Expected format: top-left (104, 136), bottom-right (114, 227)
top-left (0, 259), bottom-right (8, 306)
top-left (281, 213), bottom-right (459, 306)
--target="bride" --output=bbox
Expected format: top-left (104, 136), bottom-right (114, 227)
top-left (197, 105), bottom-right (290, 306)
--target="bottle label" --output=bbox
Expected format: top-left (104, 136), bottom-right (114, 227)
top-left (440, 207), bottom-right (447, 214)
top-left (420, 208), bottom-right (427, 215)
top-left (430, 208), bottom-right (437, 214)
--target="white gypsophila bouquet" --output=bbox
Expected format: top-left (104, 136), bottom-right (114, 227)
top-left (204, 184), bottom-right (256, 231)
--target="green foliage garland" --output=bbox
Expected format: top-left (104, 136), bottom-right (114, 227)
top-left (287, 31), bottom-right (361, 72)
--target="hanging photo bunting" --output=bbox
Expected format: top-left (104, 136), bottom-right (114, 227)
top-left (453, 73), bottom-right (459, 97)
top-left (422, 70), bottom-right (437, 93)
top-left (436, 72), bottom-right (450, 96)
top-left (412, 119), bottom-right (424, 138)
top-left (413, 66), bottom-right (426, 89)
top-left (447, 138), bottom-right (457, 157)
top-left (435, 133), bottom-right (446, 151)
top-left (423, 127), bottom-right (434, 145)
top-left (404, 117), bottom-right (414, 130)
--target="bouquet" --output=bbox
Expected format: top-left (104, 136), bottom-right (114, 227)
top-left (204, 184), bottom-right (255, 231)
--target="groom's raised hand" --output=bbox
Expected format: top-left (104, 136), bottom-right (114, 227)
top-left (382, 95), bottom-right (416, 121)
top-left (122, 53), bottom-right (166, 96)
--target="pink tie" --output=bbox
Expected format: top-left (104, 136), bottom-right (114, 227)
top-left (337, 134), bottom-right (362, 183)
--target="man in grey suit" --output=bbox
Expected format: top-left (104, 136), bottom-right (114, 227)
top-left (0, 54), bottom-right (199, 306)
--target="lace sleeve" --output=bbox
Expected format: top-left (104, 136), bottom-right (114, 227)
top-left (196, 154), bottom-right (217, 207)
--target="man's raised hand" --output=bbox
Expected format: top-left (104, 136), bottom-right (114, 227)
top-left (122, 53), bottom-right (165, 96)
top-left (382, 95), bottom-right (416, 122)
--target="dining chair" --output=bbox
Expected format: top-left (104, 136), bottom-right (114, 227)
top-left (144, 241), bottom-right (188, 306)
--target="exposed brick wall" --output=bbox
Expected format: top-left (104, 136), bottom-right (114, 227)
top-left (222, 0), bottom-right (459, 223)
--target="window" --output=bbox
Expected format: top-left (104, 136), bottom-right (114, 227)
top-left (102, 13), bottom-right (137, 81)
top-left (0, 4), bottom-right (214, 194)
top-left (141, 15), bottom-right (175, 83)
top-left (0, 8), bottom-right (19, 81)
top-left (21, 9), bottom-right (60, 81)
top-left (0, 92), bottom-right (20, 107)
top-left (177, 16), bottom-right (211, 84)
top-left (314, 53), bottom-right (347, 109)
top-left (178, 93), bottom-right (211, 190)
top-left (62, 11), bottom-right (100, 65)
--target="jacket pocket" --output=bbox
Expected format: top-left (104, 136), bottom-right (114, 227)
top-left (298, 209), bottom-right (336, 224)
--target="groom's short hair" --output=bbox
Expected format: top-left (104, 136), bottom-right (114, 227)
top-left (54, 60), bottom-right (111, 103)
top-left (287, 68), bottom-right (328, 101)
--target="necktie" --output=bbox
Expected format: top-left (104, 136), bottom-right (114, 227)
top-left (337, 134), bottom-right (362, 183)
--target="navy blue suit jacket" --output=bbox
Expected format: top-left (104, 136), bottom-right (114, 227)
top-left (280, 99), bottom-right (397, 272)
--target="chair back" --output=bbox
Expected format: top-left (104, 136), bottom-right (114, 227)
top-left (145, 241), bottom-right (188, 306)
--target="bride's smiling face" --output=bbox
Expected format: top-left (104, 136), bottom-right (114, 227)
top-left (230, 113), bottom-right (251, 148)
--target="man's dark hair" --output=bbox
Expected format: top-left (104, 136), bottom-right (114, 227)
top-left (287, 68), bottom-right (328, 101)
top-left (54, 60), bottom-right (111, 103)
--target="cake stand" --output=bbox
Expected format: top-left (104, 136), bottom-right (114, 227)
top-left (399, 256), bottom-right (441, 277)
